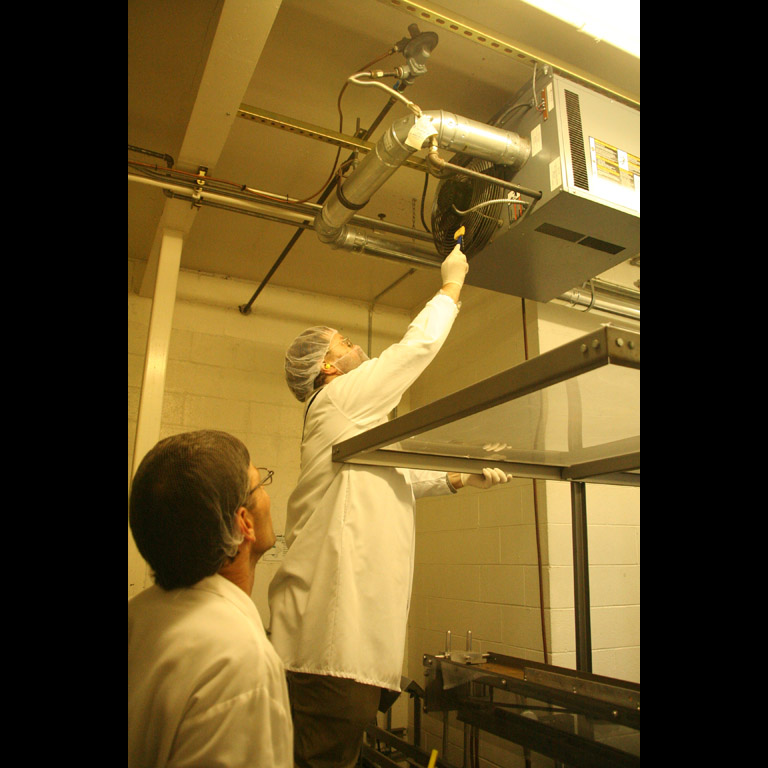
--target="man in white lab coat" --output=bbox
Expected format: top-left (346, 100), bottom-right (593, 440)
top-left (269, 246), bottom-right (511, 767)
top-left (128, 430), bottom-right (293, 768)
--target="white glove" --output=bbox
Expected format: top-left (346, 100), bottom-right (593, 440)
top-left (441, 243), bottom-right (469, 288)
top-left (461, 467), bottom-right (512, 489)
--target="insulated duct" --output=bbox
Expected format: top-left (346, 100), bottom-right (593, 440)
top-left (314, 110), bottom-right (530, 249)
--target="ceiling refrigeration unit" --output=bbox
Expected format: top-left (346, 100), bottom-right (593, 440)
top-left (445, 71), bottom-right (640, 303)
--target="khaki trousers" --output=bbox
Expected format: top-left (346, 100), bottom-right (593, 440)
top-left (286, 671), bottom-right (381, 768)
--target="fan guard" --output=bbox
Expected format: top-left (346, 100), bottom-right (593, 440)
top-left (430, 158), bottom-right (512, 258)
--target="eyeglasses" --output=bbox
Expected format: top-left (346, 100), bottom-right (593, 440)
top-left (238, 469), bottom-right (274, 512)
top-left (328, 336), bottom-right (353, 356)
top-left (252, 468), bottom-right (274, 492)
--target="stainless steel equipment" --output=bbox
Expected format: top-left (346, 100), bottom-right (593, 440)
top-left (422, 649), bottom-right (640, 767)
top-left (464, 71), bottom-right (640, 302)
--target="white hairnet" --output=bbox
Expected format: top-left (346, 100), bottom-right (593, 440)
top-left (284, 326), bottom-right (337, 402)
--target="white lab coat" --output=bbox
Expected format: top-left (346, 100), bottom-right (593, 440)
top-left (128, 574), bottom-right (293, 768)
top-left (268, 293), bottom-right (459, 691)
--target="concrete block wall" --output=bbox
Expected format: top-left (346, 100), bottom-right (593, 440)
top-left (542, 480), bottom-right (640, 679)
top-left (535, 301), bottom-right (640, 682)
top-left (406, 286), bottom-right (544, 663)
top-left (128, 262), bottom-right (411, 626)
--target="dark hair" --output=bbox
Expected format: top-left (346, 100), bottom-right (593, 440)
top-left (129, 430), bottom-right (250, 590)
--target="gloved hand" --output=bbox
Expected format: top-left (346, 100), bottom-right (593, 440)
top-left (461, 467), bottom-right (512, 489)
top-left (441, 243), bottom-right (469, 288)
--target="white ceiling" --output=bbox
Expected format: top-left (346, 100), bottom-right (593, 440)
top-left (128, 0), bottom-right (639, 313)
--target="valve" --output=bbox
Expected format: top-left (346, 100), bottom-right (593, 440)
top-left (393, 24), bottom-right (439, 84)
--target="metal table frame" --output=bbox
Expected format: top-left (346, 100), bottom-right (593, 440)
top-left (422, 651), bottom-right (640, 768)
top-left (332, 325), bottom-right (640, 673)
top-left (361, 651), bottom-right (640, 768)
top-left (332, 325), bottom-right (639, 487)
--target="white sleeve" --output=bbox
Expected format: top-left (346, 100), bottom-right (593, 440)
top-left (409, 469), bottom-right (457, 498)
top-left (327, 293), bottom-right (458, 425)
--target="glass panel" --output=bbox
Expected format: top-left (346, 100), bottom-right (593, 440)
top-left (390, 363), bottom-right (639, 467)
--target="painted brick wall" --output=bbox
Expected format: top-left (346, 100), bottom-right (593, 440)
top-left (128, 264), bottom-right (410, 621)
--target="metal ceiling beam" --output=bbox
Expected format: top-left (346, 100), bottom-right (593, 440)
top-left (236, 104), bottom-right (430, 172)
top-left (376, 0), bottom-right (639, 109)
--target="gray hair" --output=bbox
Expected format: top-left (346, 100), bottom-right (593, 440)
top-left (129, 430), bottom-right (250, 589)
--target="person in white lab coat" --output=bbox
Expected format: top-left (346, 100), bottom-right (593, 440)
top-left (128, 430), bottom-right (293, 768)
top-left (269, 245), bottom-right (512, 768)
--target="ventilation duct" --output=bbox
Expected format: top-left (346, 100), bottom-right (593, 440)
top-left (315, 110), bottom-right (530, 249)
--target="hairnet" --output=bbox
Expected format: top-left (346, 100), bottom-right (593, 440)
top-left (285, 326), bottom-right (337, 402)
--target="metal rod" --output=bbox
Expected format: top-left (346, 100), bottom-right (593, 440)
top-left (128, 171), bottom-right (434, 243)
top-left (442, 711), bottom-right (449, 758)
top-left (239, 85), bottom-right (407, 314)
top-left (570, 482), bottom-right (592, 673)
top-left (426, 150), bottom-right (541, 200)
top-left (368, 268), bottom-right (418, 356)
top-left (236, 101), bottom-right (430, 173)
top-left (128, 144), bottom-right (174, 168)
top-left (413, 693), bottom-right (421, 747)
top-left (239, 228), bottom-right (306, 314)
top-left (426, 149), bottom-right (541, 227)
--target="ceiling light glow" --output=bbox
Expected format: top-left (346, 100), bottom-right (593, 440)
top-left (520, 0), bottom-right (640, 58)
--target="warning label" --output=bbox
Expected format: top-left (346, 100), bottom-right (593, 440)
top-left (589, 137), bottom-right (639, 190)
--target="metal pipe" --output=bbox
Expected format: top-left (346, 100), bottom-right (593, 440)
top-left (570, 482), bottom-right (593, 674)
top-left (315, 110), bottom-right (530, 247)
top-left (129, 174), bottom-right (317, 226)
top-left (167, 194), bottom-right (315, 231)
top-left (427, 144), bottom-right (541, 229)
top-left (129, 173), bottom-right (437, 254)
top-left (129, 172), bottom-right (435, 243)
top-left (129, 173), bottom-right (440, 272)
top-left (129, 173), bottom-right (640, 320)
top-left (238, 80), bottom-right (412, 313)
top-left (556, 280), bottom-right (640, 321)
top-left (128, 144), bottom-right (174, 168)
top-left (331, 227), bottom-right (439, 266)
